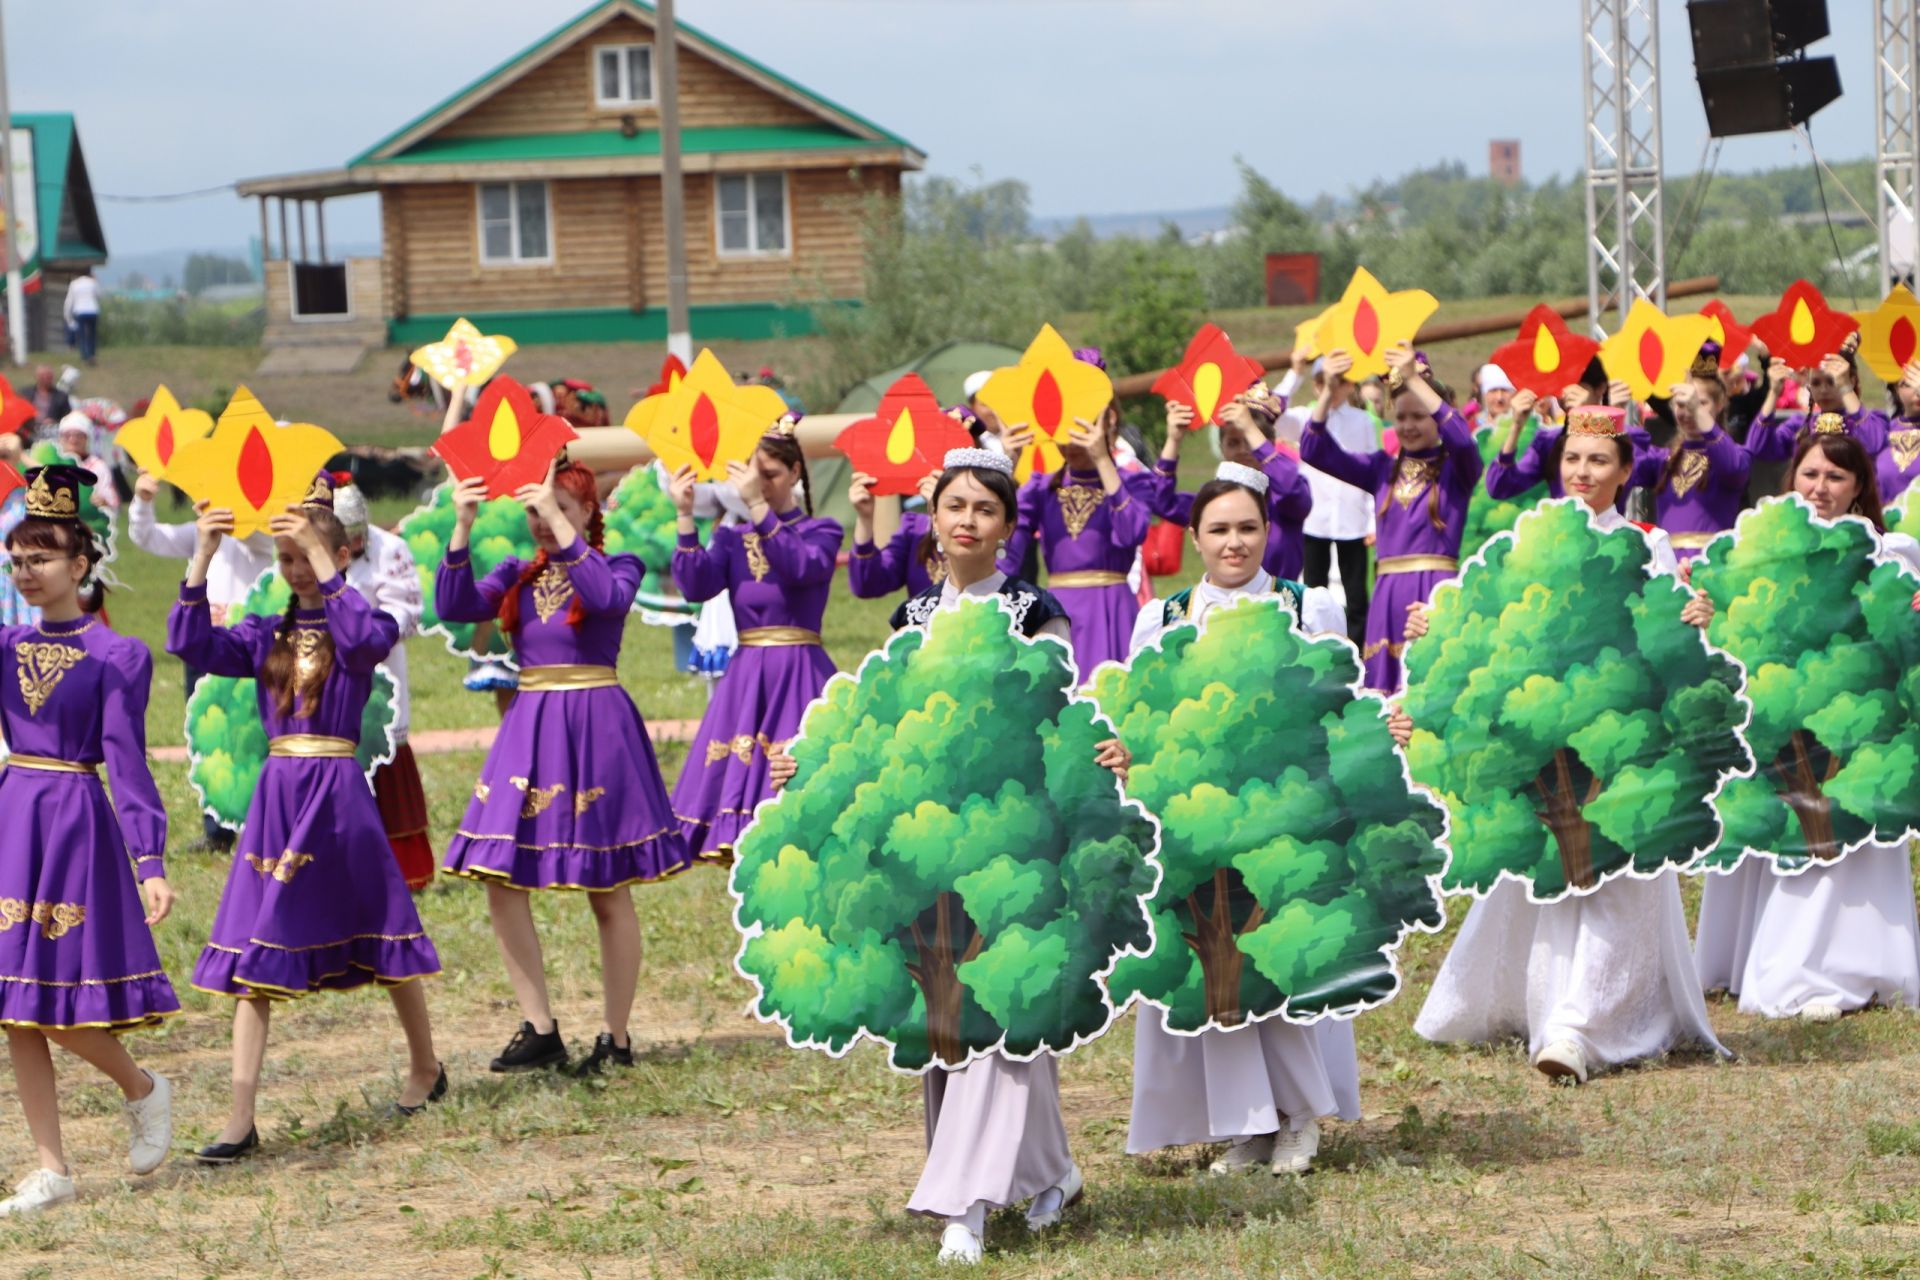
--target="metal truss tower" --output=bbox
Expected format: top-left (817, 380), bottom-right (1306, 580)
top-left (1582, 0), bottom-right (1667, 336)
top-left (1877, 0), bottom-right (1920, 294)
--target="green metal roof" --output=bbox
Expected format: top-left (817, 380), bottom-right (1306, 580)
top-left (375, 122), bottom-right (902, 167)
top-left (13, 113), bottom-right (106, 265)
top-left (349, 0), bottom-right (917, 169)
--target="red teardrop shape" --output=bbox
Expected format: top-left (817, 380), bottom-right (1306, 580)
top-left (237, 425), bottom-right (274, 511)
top-left (690, 393), bottom-right (720, 467)
top-left (1637, 327), bottom-right (1664, 383)
top-left (1893, 316), bottom-right (1917, 371)
top-left (1353, 297), bottom-right (1381, 356)
top-left (453, 340), bottom-right (474, 375)
top-left (155, 416), bottom-right (175, 465)
top-left (1032, 369), bottom-right (1063, 431)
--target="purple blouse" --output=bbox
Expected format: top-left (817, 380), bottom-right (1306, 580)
top-left (1746, 406), bottom-right (1891, 462)
top-left (1627, 425), bottom-right (1751, 550)
top-left (1001, 468), bottom-right (1156, 578)
top-left (1880, 418), bottom-right (1920, 503)
top-left (1301, 403), bottom-right (1483, 560)
top-left (671, 508), bottom-right (845, 631)
top-left (436, 538), bottom-right (640, 668)
top-left (1147, 443), bottom-right (1313, 579)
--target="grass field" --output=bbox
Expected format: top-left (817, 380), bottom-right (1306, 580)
top-left (0, 340), bottom-right (1917, 1279)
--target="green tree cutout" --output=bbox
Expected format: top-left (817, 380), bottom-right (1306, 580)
top-left (1692, 497), bottom-right (1920, 871)
top-left (1402, 499), bottom-right (1752, 899)
top-left (1460, 417), bottom-right (1545, 559)
top-left (184, 571), bottom-right (399, 830)
top-left (1090, 596), bottom-right (1448, 1034)
top-left (1888, 485), bottom-right (1915, 536)
top-left (399, 482), bottom-right (536, 662)
top-left (731, 597), bottom-right (1160, 1072)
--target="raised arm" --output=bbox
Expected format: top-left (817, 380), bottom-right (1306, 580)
top-left (167, 589), bottom-right (268, 676)
top-left (102, 640), bottom-right (168, 880)
top-left (1251, 441), bottom-right (1312, 528)
top-left (753, 511), bottom-right (844, 588)
top-left (317, 574), bottom-right (400, 674)
top-left (1699, 426), bottom-right (1753, 494)
top-left (1105, 470), bottom-right (1153, 550)
top-left (553, 538), bottom-right (641, 615)
top-left (1487, 426), bottom-right (1552, 499)
top-left (1434, 403), bottom-right (1485, 494)
top-left (998, 477), bottom-right (1045, 575)
top-left (849, 515), bottom-right (920, 599)
top-left (128, 488), bottom-right (199, 560)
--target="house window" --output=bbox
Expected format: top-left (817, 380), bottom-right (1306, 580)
top-left (715, 173), bottom-right (788, 257)
top-left (595, 43), bottom-right (654, 105)
top-left (477, 181), bottom-right (552, 265)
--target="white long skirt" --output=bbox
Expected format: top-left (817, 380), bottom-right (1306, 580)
top-left (1126, 1007), bottom-right (1362, 1153)
top-left (1692, 856), bottom-right (1776, 996)
top-left (1414, 872), bottom-right (1725, 1071)
top-left (1737, 842), bottom-right (1920, 1018)
top-left (906, 1054), bottom-right (1074, 1218)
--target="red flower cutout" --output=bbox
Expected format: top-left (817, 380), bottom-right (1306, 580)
top-left (1487, 306), bottom-right (1601, 400)
top-left (1151, 324), bottom-right (1266, 425)
top-left (1696, 301), bottom-right (1753, 369)
top-left (0, 383), bottom-right (34, 437)
top-left (832, 373), bottom-right (974, 497)
top-left (647, 354), bottom-right (688, 398)
top-left (1749, 279), bottom-right (1858, 370)
top-left (431, 375), bottom-right (579, 500)
top-left (0, 459), bottom-right (23, 507)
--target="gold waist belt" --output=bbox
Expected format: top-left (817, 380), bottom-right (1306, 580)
top-left (1046, 571), bottom-right (1128, 589)
top-left (6, 753), bottom-right (96, 774)
top-left (736, 627), bottom-right (823, 647)
top-left (268, 735), bottom-right (357, 758)
top-left (516, 664), bottom-right (620, 691)
top-left (1666, 531), bottom-right (1720, 550)
top-left (1376, 555), bottom-right (1459, 576)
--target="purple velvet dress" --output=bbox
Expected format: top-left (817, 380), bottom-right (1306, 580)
top-left (170, 577), bottom-right (441, 998)
top-left (1146, 443), bottom-right (1313, 579)
top-left (671, 507), bottom-right (843, 859)
top-left (1881, 416), bottom-right (1920, 502)
top-left (1001, 468), bottom-right (1155, 679)
top-left (1302, 403), bottom-right (1482, 692)
top-left (0, 616), bottom-right (177, 1030)
top-left (1628, 425), bottom-right (1751, 558)
top-left (1745, 407), bottom-right (1891, 462)
top-left (437, 538), bottom-right (692, 891)
top-left (1486, 421), bottom-right (1652, 503)
top-left (848, 510), bottom-right (941, 599)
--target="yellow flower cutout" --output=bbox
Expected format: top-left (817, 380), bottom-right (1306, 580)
top-left (641, 349), bottom-right (789, 482)
top-left (975, 324), bottom-right (1114, 483)
top-left (166, 386), bottom-right (346, 537)
top-left (1597, 301), bottom-right (1717, 402)
top-left (409, 317), bottom-right (518, 389)
top-left (1292, 306), bottom-right (1332, 363)
top-left (1313, 268), bottom-right (1439, 381)
top-left (1853, 285), bottom-right (1920, 382)
top-left (116, 384), bottom-right (213, 479)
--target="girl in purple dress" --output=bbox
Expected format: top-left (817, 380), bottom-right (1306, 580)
top-left (439, 461), bottom-right (692, 1076)
top-left (0, 466), bottom-right (176, 1216)
top-left (1150, 394), bottom-right (1314, 579)
top-left (1881, 359), bottom-right (1920, 503)
top-left (1302, 344), bottom-right (1482, 692)
top-left (670, 426), bottom-right (844, 861)
top-left (1747, 348), bottom-right (1889, 462)
top-left (170, 482), bottom-right (444, 1164)
top-left (1627, 372), bottom-right (1752, 559)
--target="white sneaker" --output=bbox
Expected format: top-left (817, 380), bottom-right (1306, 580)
top-left (936, 1223), bottom-right (982, 1265)
top-left (1024, 1163), bottom-right (1082, 1232)
top-left (1799, 1000), bottom-right (1844, 1024)
top-left (0, 1168), bottom-right (76, 1216)
top-left (1535, 1038), bottom-right (1589, 1084)
top-left (1207, 1133), bottom-right (1275, 1175)
top-left (1271, 1119), bottom-right (1321, 1175)
top-left (124, 1070), bottom-right (173, 1175)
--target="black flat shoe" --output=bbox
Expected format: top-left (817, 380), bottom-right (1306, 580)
top-left (490, 1020), bottom-right (568, 1073)
top-left (195, 1127), bottom-right (259, 1165)
top-left (393, 1063), bottom-right (448, 1117)
top-left (570, 1032), bottom-right (635, 1077)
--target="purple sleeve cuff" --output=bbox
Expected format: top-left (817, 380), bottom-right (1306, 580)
top-left (178, 581), bottom-right (209, 604)
top-left (751, 509), bottom-right (781, 537)
top-left (443, 545), bottom-right (471, 567)
top-left (551, 536), bottom-right (589, 565)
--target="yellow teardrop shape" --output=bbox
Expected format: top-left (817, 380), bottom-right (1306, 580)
top-left (885, 406), bottom-right (916, 466)
top-left (488, 399), bottom-right (522, 461)
top-left (1193, 363), bottom-right (1223, 422)
top-left (1790, 298), bottom-right (1815, 346)
top-left (1533, 324), bottom-right (1560, 372)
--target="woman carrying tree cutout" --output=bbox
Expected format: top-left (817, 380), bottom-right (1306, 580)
top-left (1403, 405), bottom-right (1726, 1085)
top-left (768, 447), bottom-right (1129, 1268)
top-left (1121, 461), bottom-right (1359, 1178)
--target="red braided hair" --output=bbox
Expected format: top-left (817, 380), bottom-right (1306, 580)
top-left (497, 463), bottom-right (606, 633)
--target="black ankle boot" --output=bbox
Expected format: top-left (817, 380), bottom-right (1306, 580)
top-left (490, 1021), bottom-right (567, 1072)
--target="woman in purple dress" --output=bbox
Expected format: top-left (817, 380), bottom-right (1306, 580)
top-left (0, 466), bottom-right (176, 1216)
top-left (439, 461), bottom-right (692, 1076)
top-left (1150, 394), bottom-right (1313, 579)
top-left (670, 425), bottom-right (844, 861)
top-left (1302, 344), bottom-right (1482, 692)
top-left (171, 483), bottom-right (444, 1164)
top-left (1747, 348), bottom-right (1889, 463)
top-left (1628, 374), bottom-right (1752, 559)
top-left (1881, 359), bottom-right (1920, 503)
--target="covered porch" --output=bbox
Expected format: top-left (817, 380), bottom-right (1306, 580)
top-left (234, 169), bottom-right (386, 371)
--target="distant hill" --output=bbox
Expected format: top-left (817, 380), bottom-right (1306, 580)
top-left (1031, 207), bottom-right (1232, 241)
top-left (98, 241), bottom-right (379, 290)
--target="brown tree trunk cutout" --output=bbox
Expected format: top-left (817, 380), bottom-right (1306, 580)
top-left (1766, 729), bottom-right (1845, 861)
top-left (1532, 747), bottom-right (1605, 890)
top-left (1182, 867), bottom-right (1266, 1027)
top-left (906, 891), bottom-right (985, 1066)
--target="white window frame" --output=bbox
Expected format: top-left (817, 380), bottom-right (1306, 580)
top-left (284, 260), bottom-right (357, 322)
top-left (713, 171), bottom-right (791, 260)
top-left (592, 42), bottom-right (655, 107)
top-left (474, 180), bottom-right (554, 267)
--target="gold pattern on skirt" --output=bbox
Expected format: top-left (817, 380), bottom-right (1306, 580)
top-left (16, 641), bottom-right (85, 714)
top-left (1391, 457), bottom-right (1440, 509)
top-left (532, 565), bottom-right (574, 624)
top-left (0, 898), bottom-right (86, 940)
top-left (705, 732), bottom-right (776, 766)
top-left (291, 628), bottom-right (327, 686)
top-left (1669, 449), bottom-right (1710, 498)
top-left (742, 532), bottom-right (770, 582)
top-left (1056, 484), bottom-right (1103, 538)
top-left (1892, 428), bottom-right (1920, 472)
top-left (245, 851), bottom-right (315, 883)
top-left (473, 782), bottom-right (491, 802)
top-left (573, 786), bottom-right (607, 815)
top-left (511, 776), bottom-right (567, 818)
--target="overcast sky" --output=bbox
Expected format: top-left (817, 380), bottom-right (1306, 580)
top-left (11, 0), bottom-right (1883, 257)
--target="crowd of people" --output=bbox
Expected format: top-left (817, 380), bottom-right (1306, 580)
top-left (0, 325), bottom-right (1917, 1270)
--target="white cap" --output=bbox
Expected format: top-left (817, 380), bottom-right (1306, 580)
top-left (963, 370), bottom-right (992, 402)
top-left (1215, 460), bottom-right (1269, 494)
top-left (56, 411), bottom-right (92, 436)
top-left (1477, 364), bottom-right (1515, 394)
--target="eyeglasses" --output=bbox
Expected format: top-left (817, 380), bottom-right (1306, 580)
top-left (6, 554), bottom-right (72, 576)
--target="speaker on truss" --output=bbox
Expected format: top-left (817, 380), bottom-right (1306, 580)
top-left (1687, 0), bottom-right (1840, 137)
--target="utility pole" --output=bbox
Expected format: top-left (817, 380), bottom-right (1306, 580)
top-left (657, 0), bottom-right (691, 363)
top-left (0, 0), bottom-right (26, 366)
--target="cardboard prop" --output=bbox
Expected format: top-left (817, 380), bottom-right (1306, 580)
top-left (1690, 497), bottom-right (1920, 873)
top-left (974, 324), bottom-right (1115, 484)
top-left (408, 317), bottom-right (518, 390)
top-left (1090, 594), bottom-right (1448, 1035)
top-left (1749, 279), bottom-right (1858, 371)
top-left (621, 354), bottom-right (690, 443)
top-left (0, 459), bottom-right (22, 509)
top-left (1852, 285), bottom-right (1920, 383)
top-left (1698, 300), bottom-right (1754, 369)
top-left (1598, 301), bottom-right (1719, 403)
top-left (731, 596), bottom-right (1160, 1073)
top-left (165, 387), bottom-right (345, 538)
top-left (1313, 268), bottom-right (1439, 382)
top-left (1151, 324), bottom-right (1267, 427)
top-left (0, 381), bottom-right (33, 437)
top-left (1487, 306), bottom-right (1602, 400)
top-left (1292, 308), bottom-right (1332, 363)
top-left (1401, 499), bottom-right (1753, 900)
top-left (184, 570), bottom-right (399, 831)
top-left (116, 384), bottom-right (213, 479)
top-left (430, 375), bottom-right (579, 500)
top-left (631, 348), bottom-right (788, 483)
top-left (398, 481), bottom-right (536, 665)
top-left (831, 373), bottom-right (973, 497)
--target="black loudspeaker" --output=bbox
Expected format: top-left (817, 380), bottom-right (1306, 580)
top-left (1697, 57), bottom-right (1841, 136)
top-left (1687, 0), bottom-right (1830, 69)
top-left (1688, 0), bottom-right (1838, 137)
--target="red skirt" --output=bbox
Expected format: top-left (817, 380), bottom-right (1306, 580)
top-left (372, 743), bottom-right (435, 892)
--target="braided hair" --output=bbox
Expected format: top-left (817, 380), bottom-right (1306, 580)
top-left (261, 507), bottom-right (349, 720)
top-left (496, 463), bottom-right (606, 633)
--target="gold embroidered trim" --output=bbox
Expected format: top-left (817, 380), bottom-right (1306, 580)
top-left (510, 776), bottom-right (567, 818)
top-left (1057, 484), bottom-right (1103, 538)
top-left (451, 825), bottom-right (679, 852)
top-left (1046, 571), bottom-right (1128, 589)
top-left (1892, 428), bottom-right (1920, 472)
top-left (204, 930), bottom-right (430, 953)
top-left (1361, 639), bottom-right (1407, 660)
top-left (24, 472), bottom-right (76, 518)
top-left (573, 787), bottom-right (606, 815)
top-left (532, 564), bottom-right (574, 624)
top-left (705, 732), bottom-right (777, 765)
top-left (6, 753), bottom-right (95, 774)
top-left (473, 782), bottom-right (490, 802)
top-left (16, 641), bottom-right (85, 714)
top-left (516, 664), bottom-right (619, 691)
top-left (268, 735), bottom-right (356, 757)
top-left (33, 619), bottom-right (95, 638)
top-left (292, 628), bottom-right (327, 686)
top-left (0, 968), bottom-right (167, 988)
top-left (0, 898), bottom-right (86, 940)
top-left (245, 850), bottom-right (315, 883)
top-left (1667, 531), bottom-right (1720, 549)
top-left (735, 627), bottom-right (822, 647)
top-left (321, 579), bottom-right (351, 601)
top-left (1375, 555), bottom-right (1459, 575)
top-left (1392, 457), bottom-right (1441, 508)
top-left (742, 531), bottom-right (770, 582)
top-left (1670, 449), bottom-right (1710, 498)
